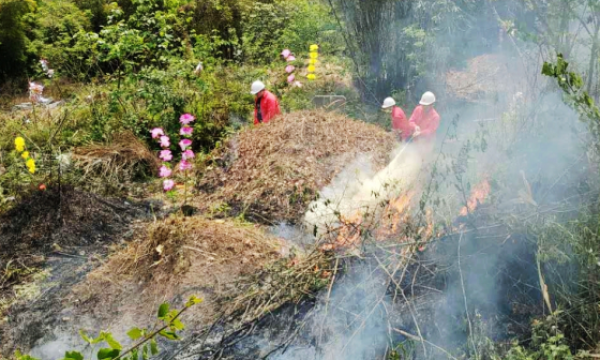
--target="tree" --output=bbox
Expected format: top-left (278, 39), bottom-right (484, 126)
top-left (0, 0), bottom-right (35, 83)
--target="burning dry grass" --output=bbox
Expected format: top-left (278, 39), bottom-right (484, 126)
top-left (318, 176), bottom-right (493, 253)
top-left (69, 216), bottom-right (287, 330)
top-left (460, 178), bottom-right (491, 216)
top-left (72, 131), bottom-right (160, 194)
top-left (198, 110), bottom-right (396, 223)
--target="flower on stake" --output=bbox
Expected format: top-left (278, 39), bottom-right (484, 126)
top-left (159, 149), bottom-right (173, 162)
top-left (26, 158), bottom-right (35, 174)
top-left (179, 139), bottom-right (192, 151)
top-left (13, 136), bottom-right (35, 174)
top-left (179, 113), bottom-right (196, 125)
top-left (152, 113), bottom-right (197, 193)
top-left (308, 44), bottom-right (319, 81)
top-left (179, 160), bottom-right (193, 171)
top-left (282, 49), bottom-right (298, 87)
top-left (159, 165), bottom-right (172, 178)
top-left (163, 179), bottom-right (175, 191)
top-left (15, 137), bottom-right (25, 152)
top-left (182, 150), bottom-right (195, 161)
top-left (151, 127), bottom-right (165, 139)
top-left (180, 127), bottom-right (193, 136)
top-left (159, 136), bottom-right (171, 148)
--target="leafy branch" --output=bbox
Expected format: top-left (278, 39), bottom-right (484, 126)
top-left (542, 53), bottom-right (600, 153)
top-left (15, 295), bottom-right (203, 360)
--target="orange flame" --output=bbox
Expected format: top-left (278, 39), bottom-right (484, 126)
top-left (377, 191), bottom-right (414, 239)
top-left (320, 178), bottom-right (492, 253)
top-left (459, 179), bottom-right (490, 216)
top-left (320, 212), bottom-right (363, 251)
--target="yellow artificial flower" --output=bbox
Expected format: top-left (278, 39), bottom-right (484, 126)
top-left (309, 58), bottom-right (317, 65)
top-left (309, 52), bottom-right (319, 59)
top-left (310, 44), bottom-right (319, 52)
top-left (26, 158), bottom-right (36, 174)
top-left (308, 65), bottom-right (316, 73)
top-left (307, 74), bottom-right (316, 80)
top-left (15, 137), bottom-right (25, 152)
top-left (21, 151), bottom-right (30, 160)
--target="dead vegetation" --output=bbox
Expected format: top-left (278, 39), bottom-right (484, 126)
top-left (72, 131), bottom-right (160, 195)
top-left (198, 110), bottom-right (396, 223)
top-left (446, 54), bottom-right (525, 103)
top-left (68, 216), bottom-right (288, 333)
top-left (218, 250), bottom-right (332, 324)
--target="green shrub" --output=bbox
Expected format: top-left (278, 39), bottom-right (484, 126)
top-left (0, 0), bottom-right (35, 83)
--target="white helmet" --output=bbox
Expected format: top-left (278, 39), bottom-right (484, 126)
top-left (419, 91), bottom-right (436, 105)
top-left (382, 97), bottom-right (396, 109)
top-left (250, 80), bottom-right (266, 95)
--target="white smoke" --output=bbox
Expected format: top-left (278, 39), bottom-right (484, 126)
top-left (304, 141), bottom-right (429, 237)
top-left (270, 263), bottom-right (390, 360)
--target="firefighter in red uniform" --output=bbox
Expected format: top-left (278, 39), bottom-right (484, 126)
top-left (382, 97), bottom-right (413, 141)
top-left (251, 80), bottom-right (281, 125)
top-left (409, 91), bottom-right (440, 141)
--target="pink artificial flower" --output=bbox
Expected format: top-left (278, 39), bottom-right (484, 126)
top-left (159, 136), bottom-right (170, 148)
top-left (286, 55), bottom-right (296, 62)
top-left (287, 74), bottom-right (295, 84)
top-left (159, 149), bottom-right (173, 162)
top-left (180, 126), bottom-right (193, 136)
top-left (285, 65), bottom-right (295, 74)
top-left (293, 81), bottom-right (303, 88)
top-left (182, 149), bottom-right (195, 160)
top-left (179, 139), bottom-right (192, 151)
top-left (159, 165), bottom-right (172, 178)
top-left (151, 127), bottom-right (164, 139)
top-left (179, 113), bottom-right (196, 125)
top-left (179, 160), bottom-right (193, 171)
top-left (163, 179), bottom-right (175, 191)
top-left (281, 49), bottom-right (291, 59)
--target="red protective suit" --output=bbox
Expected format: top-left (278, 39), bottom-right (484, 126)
top-left (254, 91), bottom-right (281, 125)
top-left (391, 106), bottom-right (414, 141)
top-left (409, 105), bottom-right (440, 141)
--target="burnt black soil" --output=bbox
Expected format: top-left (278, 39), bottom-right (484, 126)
top-left (0, 185), bottom-right (158, 258)
top-left (0, 186), bottom-right (162, 356)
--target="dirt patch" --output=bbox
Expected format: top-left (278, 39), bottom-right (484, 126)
top-left (198, 110), bottom-right (396, 224)
top-left (0, 186), bottom-right (152, 259)
top-left (64, 216), bottom-right (285, 339)
top-left (0, 187), bottom-right (160, 355)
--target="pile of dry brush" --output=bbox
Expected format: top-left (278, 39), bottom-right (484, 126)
top-left (198, 110), bottom-right (396, 223)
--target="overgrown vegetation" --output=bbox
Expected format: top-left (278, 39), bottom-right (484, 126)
top-left (3, 0), bottom-right (600, 359)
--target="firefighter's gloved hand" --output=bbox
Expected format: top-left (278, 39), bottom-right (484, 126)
top-left (413, 126), bottom-right (421, 137)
